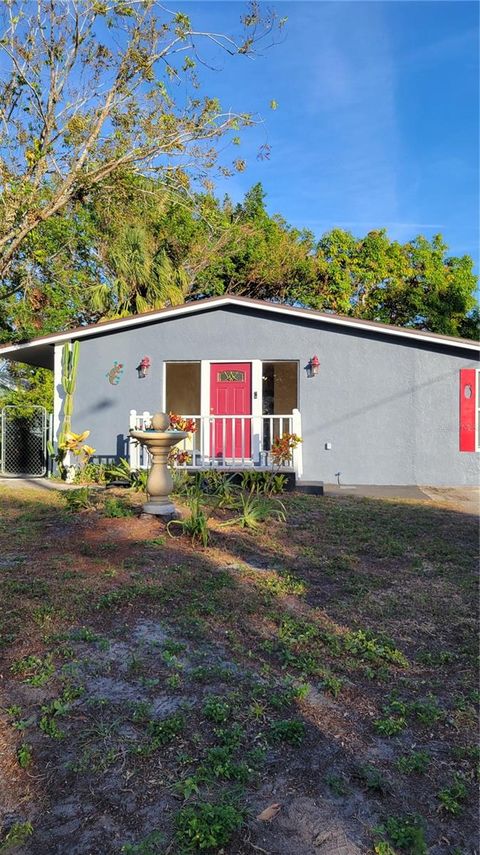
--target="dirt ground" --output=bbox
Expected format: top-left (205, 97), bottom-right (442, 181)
top-left (0, 484), bottom-right (478, 854)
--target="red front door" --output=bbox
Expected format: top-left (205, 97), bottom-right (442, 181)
top-left (210, 363), bottom-right (252, 459)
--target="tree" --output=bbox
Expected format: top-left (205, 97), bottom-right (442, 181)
top-left (314, 229), bottom-right (477, 336)
top-left (0, 1), bottom-right (283, 291)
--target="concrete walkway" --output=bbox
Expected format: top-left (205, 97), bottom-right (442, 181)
top-left (0, 476), bottom-right (76, 492)
top-left (324, 483), bottom-right (480, 514)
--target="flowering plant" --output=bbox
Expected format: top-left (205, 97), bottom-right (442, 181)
top-left (49, 429), bottom-right (96, 479)
top-left (168, 412), bottom-right (197, 434)
top-left (169, 448), bottom-right (192, 466)
top-left (63, 430), bottom-right (95, 461)
top-left (270, 432), bottom-right (302, 467)
top-left (167, 414), bottom-right (196, 467)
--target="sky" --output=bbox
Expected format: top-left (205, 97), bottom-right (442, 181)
top-left (177, 0), bottom-right (479, 265)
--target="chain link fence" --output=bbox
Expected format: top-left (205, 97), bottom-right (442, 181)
top-left (0, 406), bottom-right (48, 477)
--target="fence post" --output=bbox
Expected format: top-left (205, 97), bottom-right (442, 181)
top-left (292, 408), bottom-right (303, 478)
top-left (129, 409), bottom-right (138, 469)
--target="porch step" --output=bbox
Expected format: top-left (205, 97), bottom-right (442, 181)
top-left (296, 481), bottom-right (324, 496)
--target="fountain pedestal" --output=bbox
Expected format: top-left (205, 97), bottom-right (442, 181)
top-left (129, 412), bottom-right (187, 516)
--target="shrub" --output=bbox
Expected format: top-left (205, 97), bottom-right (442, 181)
top-left (270, 432), bottom-right (302, 467)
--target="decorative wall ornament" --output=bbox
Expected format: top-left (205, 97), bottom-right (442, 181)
top-left (305, 355), bottom-right (320, 378)
top-left (137, 356), bottom-right (151, 379)
top-left (106, 361), bottom-right (124, 385)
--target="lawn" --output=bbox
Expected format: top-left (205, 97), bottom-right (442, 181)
top-left (0, 482), bottom-right (478, 855)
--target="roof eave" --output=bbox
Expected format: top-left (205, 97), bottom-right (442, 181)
top-left (0, 296), bottom-right (478, 357)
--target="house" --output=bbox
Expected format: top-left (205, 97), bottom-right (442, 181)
top-left (0, 296), bottom-right (479, 486)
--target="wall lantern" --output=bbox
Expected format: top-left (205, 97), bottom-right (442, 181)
top-left (306, 355), bottom-right (320, 378)
top-left (137, 356), bottom-right (151, 379)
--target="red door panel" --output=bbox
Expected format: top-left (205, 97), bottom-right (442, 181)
top-left (459, 368), bottom-right (477, 452)
top-left (210, 363), bottom-right (251, 459)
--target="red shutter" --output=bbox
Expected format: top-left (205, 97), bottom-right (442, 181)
top-left (459, 369), bottom-right (476, 452)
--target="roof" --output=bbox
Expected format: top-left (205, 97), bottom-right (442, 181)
top-left (0, 295), bottom-right (478, 369)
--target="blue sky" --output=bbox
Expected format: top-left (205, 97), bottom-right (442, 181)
top-left (178, 1), bottom-right (479, 264)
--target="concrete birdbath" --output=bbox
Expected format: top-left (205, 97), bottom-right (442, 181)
top-left (129, 412), bottom-right (187, 516)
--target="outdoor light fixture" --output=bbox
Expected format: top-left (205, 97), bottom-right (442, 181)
top-left (137, 356), bottom-right (151, 379)
top-left (306, 355), bottom-right (320, 378)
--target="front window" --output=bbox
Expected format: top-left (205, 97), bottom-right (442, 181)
top-left (165, 362), bottom-right (200, 415)
top-left (262, 361), bottom-right (298, 415)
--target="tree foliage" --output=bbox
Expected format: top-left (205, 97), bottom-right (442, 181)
top-left (0, 0), bottom-right (282, 289)
top-left (1, 178), bottom-right (477, 344)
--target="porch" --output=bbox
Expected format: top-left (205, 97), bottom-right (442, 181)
top-left (128, 410), bottom-right (303, 474)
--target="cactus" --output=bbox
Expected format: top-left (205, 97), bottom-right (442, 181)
top-left (58, 340), bottom-right (79, 448)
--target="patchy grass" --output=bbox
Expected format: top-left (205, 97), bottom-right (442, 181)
top-left (0, 485), bottom-right (478, 854)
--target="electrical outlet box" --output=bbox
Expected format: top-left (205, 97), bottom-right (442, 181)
top-left (325, 442), bottom-right (332, 450)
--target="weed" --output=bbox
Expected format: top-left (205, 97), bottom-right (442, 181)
top-left (0, 822), bottom-right (33, 853)
top-left (63, 487), bottom-right (92, 513)
top-left (213, 723), bottom-right (245, 749)
top-left (374, 716), bottom-right (407, 737)
top-left (166, 673), bottom-right (182, 690)
top-left (354, 763), bottom-right (388, 793)
top-left (268, 718), bottom-right (305, 745)
top-left (11, 653), bottom-right (55, 687)
top-left (174, 801), bottom-right (243, 851)
top-left (71, 626), bottom-right (99, 642)
top-left (411, 694), bottom-right (444, 726)
top-left (374, 815), bottom-right (427, 855)
top-left (343, 629), bottom-right (408, 667)
top-left (120, 830), bottom-right (165, 854)
top-left (255, 570), bottom-right (307, 597)
top-left (326, 773), bottom-right (349, 796)
top-left (437, 773), bottom-right (468, 815)
top-left (145, 536), bottom-right (166, 547)
top-left (5, 705), bottom-right (35, 732)
top-left (137, 713), bottom-right (185, 755)
top-left (417, 649), bottom-right (455, 667)
top-left (203, 695), bottom-right (230, 724)
top-left (39, 714), bottom-right (64, 739)
top-left (175, 776), bottom-right (200, 800)
top-left (96, 582), bottom-right (166, 610)
top-left (17, 742), bottom-right (32, 769)
top-left (129, 701), bottom-right (152, 723)
top-left (203, 747), bottom-right (251, 783)
top-left (396, 751), bottom-right (431, 775)
top-left (103, 496), bottom-right (134, 518)
top-left (374, 844), bottom-right (396, 855)
top-left (322, 674), bottom-right (344, 697)
top-left (278, 615), bottom-right (318, 645)
top-left (249, 700), bottom-right (267, 721)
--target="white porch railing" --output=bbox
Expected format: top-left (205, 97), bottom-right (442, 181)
top-left (128, 409), bottom-right (302, 475)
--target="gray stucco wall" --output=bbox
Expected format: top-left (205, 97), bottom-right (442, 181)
top-left (61, 305), bottom-right (479, 486)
